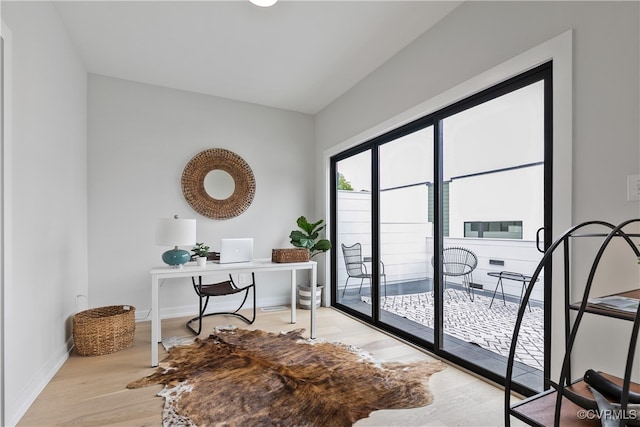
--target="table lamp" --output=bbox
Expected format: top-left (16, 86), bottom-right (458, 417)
top-left (155, 215), bottom-right (196, 268)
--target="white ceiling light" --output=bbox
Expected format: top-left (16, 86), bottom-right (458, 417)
top-left (250, 0), bottom-right (278, 7)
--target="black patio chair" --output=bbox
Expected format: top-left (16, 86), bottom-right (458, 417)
top-left (432, 246), bottom-right (477, 301)
top-left (341, 243), bottom-right (387, 297)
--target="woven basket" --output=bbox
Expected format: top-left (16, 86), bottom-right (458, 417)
top-left (73, 305), bottom-right (135, 356)
top-left (272, 248), bottom-right (310, 263)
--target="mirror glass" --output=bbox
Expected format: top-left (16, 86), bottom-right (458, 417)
top-left (204, 170), bottom-right (235, 200)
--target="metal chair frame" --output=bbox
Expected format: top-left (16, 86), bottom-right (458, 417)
top-left (341, 243), bottom-right (387, 297)
top-left (186, 272), bottom-right (256, 335)
top-left (437, 246), bottom-right (478, 301)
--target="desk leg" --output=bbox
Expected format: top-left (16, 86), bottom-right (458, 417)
top-left (310, 263), bottom-right (317, 340)
top-left (291, 269), bottom-right (296, 324)
top-left (151, 275), bottom-right (160, 367)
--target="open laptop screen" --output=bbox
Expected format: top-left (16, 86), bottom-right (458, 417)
top-left (219, 238), bottom-right (253, 263)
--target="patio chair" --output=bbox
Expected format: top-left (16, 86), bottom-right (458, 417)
top-left (432, 246), bottom-right (477, 301)
top-left (341, 243), bottom-right (387, 297)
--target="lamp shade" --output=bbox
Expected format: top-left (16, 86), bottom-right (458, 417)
top-left (155, 217), bottom-right (196, 268)
top-left (155, 218), bottom-right (196, 246)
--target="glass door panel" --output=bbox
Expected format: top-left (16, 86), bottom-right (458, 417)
top-left (440, 81), bottom-right (545, 390)
top-left (378, 127), bottom-right (434, 342)
top-left (335, 150), bottom-right (373, 318)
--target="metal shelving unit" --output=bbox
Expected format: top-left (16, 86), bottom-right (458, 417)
top-left (505, 219), bottom-right (640, 426)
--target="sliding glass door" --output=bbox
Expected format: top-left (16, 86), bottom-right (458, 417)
top-left (331, 63), bottom-right (552, 393)
top-left (334, 150), bottom-right (373, 318)
top-left (377, 127), bottom-right (435, 342)
top-left (439, 78), bottom-right (547, 391)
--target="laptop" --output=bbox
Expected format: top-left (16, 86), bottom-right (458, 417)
top-left (218, 238), bottom-right (253, 264)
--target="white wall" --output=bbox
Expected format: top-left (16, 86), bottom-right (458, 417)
top-left (88, 75), bottom-right (315, 319)
top-left (317, 1), bottom-right (639, 380)
top-left (1, 2), bottom-right (88, 425)
top-left (317, 1), bottom-right (640, 226)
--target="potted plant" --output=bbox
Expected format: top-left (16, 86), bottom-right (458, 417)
top-left (191, 242), bottom-right (210, 267)
top-left (289, 216), bottom-right (332, 258)
top-left (289, 216), bottom-right (331, 309)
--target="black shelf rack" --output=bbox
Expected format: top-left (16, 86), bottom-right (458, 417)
top-left (504, 219), bottom-right (640, 426)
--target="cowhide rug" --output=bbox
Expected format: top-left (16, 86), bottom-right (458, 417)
top-left (128, 326), bottom-right (446, 426)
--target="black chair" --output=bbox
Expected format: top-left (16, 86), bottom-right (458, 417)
top-left (186, 253), bottom-right (256, 335)
top-left (432, 246), bottom-right (477, 301)
top-left (340, 243), bottom-right (386, 297)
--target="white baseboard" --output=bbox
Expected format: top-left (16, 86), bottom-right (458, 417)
top-left (135, 295), bottom-right (292, 322)
top-left (8, 337), bottom-right (72, 426)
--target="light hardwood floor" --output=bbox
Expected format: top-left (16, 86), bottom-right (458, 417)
top-left (18, 307), bottom-right (525, 426)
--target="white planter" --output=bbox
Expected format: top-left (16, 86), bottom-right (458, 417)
top-left (297, 285), bottom-right (324, 310)
top-left (196, 256), bottom-right (207, 267)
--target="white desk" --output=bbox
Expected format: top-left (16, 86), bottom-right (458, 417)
top-left (150, 258), bottom-right (317, 367)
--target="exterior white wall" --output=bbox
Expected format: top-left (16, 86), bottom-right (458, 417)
top-left (88, 75), bottom-right (315, 320)
top-left (337, 190), bottom-right (431, 287)
top-left (337, 191), bottom-right (544, 301)
top-left (1, 2), bottom-right (88, 425)
top-left (318, 1), bottom-right (639, 381)
top-left (448, 165), bottom-right (544, 241)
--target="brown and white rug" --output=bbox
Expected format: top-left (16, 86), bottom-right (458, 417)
top-left (128, 326), bottom-right (445, 426)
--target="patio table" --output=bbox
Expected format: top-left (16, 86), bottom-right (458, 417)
top-left (487, 271), bottom-right (539, 310)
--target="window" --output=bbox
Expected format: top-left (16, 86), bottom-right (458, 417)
top-left (464, 221), bottom-right (523, 239)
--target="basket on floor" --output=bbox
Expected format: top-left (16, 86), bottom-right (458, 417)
top-left (73, 305), bottom-right (136, 356)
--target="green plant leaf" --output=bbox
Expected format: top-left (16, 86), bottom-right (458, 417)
top-left (299, 238), bottom-right (314, 249)
top-left (290, 230), bottom-right (313, 248)
top-left (289, 230), bottom-right (306, 241)
top-left (312, 239), bottom-right (332, 252)
top-left (291, 216), bottom-right (330, 256)
top-left (308, 220), bottom-right (324, 234)
top-left (296, 216), bottom-right (311, 233)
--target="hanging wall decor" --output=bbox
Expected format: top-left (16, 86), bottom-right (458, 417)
top-left (181, 148), bottom-right (256, 220)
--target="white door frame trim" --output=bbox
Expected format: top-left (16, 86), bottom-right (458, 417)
top-left (321, 31), bottom-right (573, 376)
top-left (1, 17), bottom-right (13, 427)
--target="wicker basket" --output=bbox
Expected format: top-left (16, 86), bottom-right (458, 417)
top-left (73, 305), bottom-right (136, 356)
top-left (272, 248), bottom-right (310, 263)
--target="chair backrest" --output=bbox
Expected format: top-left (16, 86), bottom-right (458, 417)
top-left (341, 243), bottom-right (365, 276)
top-left (441, 247), bottom-right (478, 277)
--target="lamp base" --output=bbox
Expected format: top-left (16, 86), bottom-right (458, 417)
top-left (162, 248), bottom-right (191, 268)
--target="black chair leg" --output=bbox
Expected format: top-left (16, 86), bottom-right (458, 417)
top-left (342, 277), bottom-right (351, 297)
top-left (186, 294), bottom-right (209, 335)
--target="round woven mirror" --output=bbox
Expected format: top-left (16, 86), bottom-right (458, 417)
top-left (181, 148), bottom-right (256, 219)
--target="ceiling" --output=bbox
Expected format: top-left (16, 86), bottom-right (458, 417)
top-left (54, 1), bottom-right (461, 114)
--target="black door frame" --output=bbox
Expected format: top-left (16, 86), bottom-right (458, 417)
top-left (330, 62), bottom-right (553, 396)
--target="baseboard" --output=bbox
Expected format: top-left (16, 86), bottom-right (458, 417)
top-left (134, 296), bottom-right (293, 322)
top-left (8, 337), bottom-right (72, 426)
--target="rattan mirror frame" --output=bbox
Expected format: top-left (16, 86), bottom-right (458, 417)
top-left (181, 148), bottom-right (256, 219)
